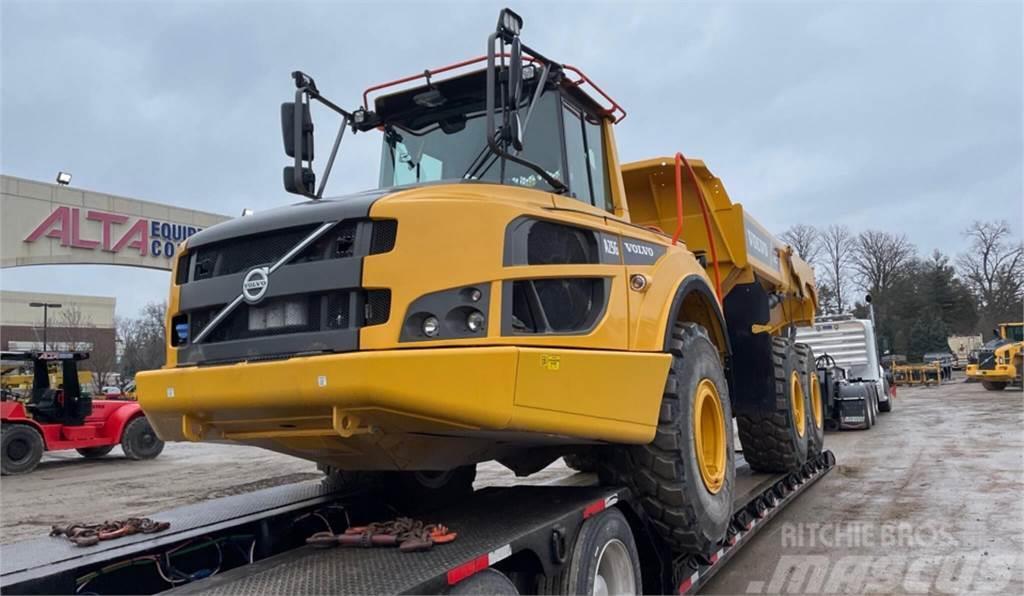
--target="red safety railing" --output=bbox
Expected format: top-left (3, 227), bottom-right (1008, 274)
top-left (673, 152), bottom-right (723, 303)
top-left (362, 55), bottom-right (627, 123)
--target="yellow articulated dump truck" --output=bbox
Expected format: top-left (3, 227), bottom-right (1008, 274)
top-left (966, 322), bottom-right (1023, 390)
top-left (138, 9), bottom-right (819, 554)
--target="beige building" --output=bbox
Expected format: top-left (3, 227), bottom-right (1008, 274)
top-left (0, 290), bottom-right (116, 353)
top-left (1, 175), bottom-right (229, 270)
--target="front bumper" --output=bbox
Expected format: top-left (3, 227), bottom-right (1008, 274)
top-left (137, 346), bottom-right (667, 463)
top-left (968, 364), bottom-right (1019, 381)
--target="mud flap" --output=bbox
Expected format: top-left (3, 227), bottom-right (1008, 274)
top-left (723, 282), bottom-right (775, 417)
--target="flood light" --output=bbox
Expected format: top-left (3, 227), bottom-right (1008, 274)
top-left (56, 171), bottom-right (72, 185)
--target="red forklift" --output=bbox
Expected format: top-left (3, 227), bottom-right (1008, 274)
top-left (1, 351), bottom-right (164, 475)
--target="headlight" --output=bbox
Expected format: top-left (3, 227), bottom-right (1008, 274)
top-left (422, 316), bottom-right (440, 337)
top-left (466, 310), bottom-right (485, 333)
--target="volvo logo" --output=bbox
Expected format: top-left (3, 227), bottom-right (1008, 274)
top-left (242, 267), bottom-right (270, 303)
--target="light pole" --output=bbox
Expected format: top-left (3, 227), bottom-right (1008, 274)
top-left (29, 302), bottom-right (62, 350)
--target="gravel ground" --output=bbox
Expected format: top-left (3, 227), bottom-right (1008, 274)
top-left (2, 379), bottom-right (1021, 595)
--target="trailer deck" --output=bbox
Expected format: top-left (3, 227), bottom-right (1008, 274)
top-left (1, 452), bottom-right (834, 595)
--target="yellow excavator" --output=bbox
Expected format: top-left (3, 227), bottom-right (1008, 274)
top-left (966, 322), bottom-right (1023, 390)
top-left (138, 9), bottom-right (818, 554)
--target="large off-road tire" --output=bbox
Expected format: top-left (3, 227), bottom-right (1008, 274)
top-left (563, 453), bottom-right (598, 473)
top-left (2, 424), bottom-right (44, 475)
top-left (795, 344), bottom-right (825, 459)
top-left (320, 464), bottom-right (477, 513)
top-left (77, 445), bottom-right (115, 458)
top-left (120, 416), bottom-right (165, 460)
top-left (538, 508), bottom-right (642, 595)
top-left (737, 336), bottom-right (809, 473)
top-left (982, 381), bottom-right (1007, 391)
top-left (600, 322), bottom-right (734, 554)
top-left (878, 392), bottom-right (893, 412)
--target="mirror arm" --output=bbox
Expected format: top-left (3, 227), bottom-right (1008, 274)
top-left (316, 116), bottom-right (348, 199)
top-left (485, 33), bottom-right (567, 193)
top-left (519, 62), bottom-right (550, 146)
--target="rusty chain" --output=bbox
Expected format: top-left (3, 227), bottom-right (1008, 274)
top-left (51, 517), bottom-right (170, 547)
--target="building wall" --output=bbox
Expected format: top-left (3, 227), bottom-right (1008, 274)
top-left (0, 290), bottom-right (116, 355)
top-left (1, 175), bottom-right (229, 270)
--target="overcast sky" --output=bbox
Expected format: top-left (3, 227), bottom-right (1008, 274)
top-left (2, 0), bottom-right (1021, 318)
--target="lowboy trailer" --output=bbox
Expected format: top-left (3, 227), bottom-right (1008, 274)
top-left (1, 451), bottom-right (832, 595)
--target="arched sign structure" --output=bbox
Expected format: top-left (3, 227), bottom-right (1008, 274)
top-left (1, 175), bottom-right (230, 271)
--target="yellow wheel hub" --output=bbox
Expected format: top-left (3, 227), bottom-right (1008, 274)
top-left (693, 378), bottom-right (727, 494)
top-left (790, 371), bottom-right (806, 437)
top-left (810, 373), bottom-right (824, 430)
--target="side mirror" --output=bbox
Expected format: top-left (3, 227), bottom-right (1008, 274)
top-left (283, 166), bottom-right (315, 195)
top-left (508, 37), bottom-right (523, 107)
top-left (281, 101), bottom-right (314, 161)
top-left (864, 294), bottom-right (873, 304)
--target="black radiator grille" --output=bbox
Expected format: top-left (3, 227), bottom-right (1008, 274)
top-left (188, 289), bottom-right (390, 345)
top-left (191, 224), bottom-right (319, 282)
top-left (183, 219), bottom-right (398, 284)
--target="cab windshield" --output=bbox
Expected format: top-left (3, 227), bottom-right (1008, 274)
top-left (378, 90), bottom-right (563, 191)
top-left (1003, 325), bottom-right (1023, 342)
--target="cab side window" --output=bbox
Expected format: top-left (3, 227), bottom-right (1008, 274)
top-left (562, 100), bottom-right (612, 212)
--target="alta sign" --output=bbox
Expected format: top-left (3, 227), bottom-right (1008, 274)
top-left (23, 206), bottom-right (203, 260)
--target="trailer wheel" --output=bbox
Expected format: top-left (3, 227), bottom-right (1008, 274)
top-left (543, 508), bottom-right (641, 596)
top-left (2, 424), bottom-right (44, 475)
top-left (600, 322), bottom-right (734, 553)
top-left (795, 344), bottom-right (825, 459)
top-left (878, 393), bottom-right (893, 412)
top-left (77, 445), bottom-right (115, 458)
top-left (737, 336), bottom-right (809, 473)
top-left (982, 381), bottom-right (1007, 391)
top-left (121, 417), bottom-right (165, 460)
top-left (449, 568), bottom-right (519, 595)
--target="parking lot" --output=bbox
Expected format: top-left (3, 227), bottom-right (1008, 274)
top-left (2, 380), bottom-right (1021, 593)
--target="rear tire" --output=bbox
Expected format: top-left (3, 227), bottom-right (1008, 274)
top-left (982, 381), bottom-right (1007, 391)
top-left (120, 417), bottom-right (164, 460)
top-left (795, 344), bottom-right (825, 459)
top-left (737, 337), bottom-right (809, 473)
top-left (2, 424), bottom-right (44, 475)
top-left (541, 508), bottom-right (641, 596)
top-left (77, 445), bottom-right (115, 458)
top-left (600, 322), bottom-right (734, 553)
top-left (878, 394), bottom-right (892, 412)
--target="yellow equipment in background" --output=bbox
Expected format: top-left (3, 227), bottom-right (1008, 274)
top-left (966, 322), bottom-right (1023, 390)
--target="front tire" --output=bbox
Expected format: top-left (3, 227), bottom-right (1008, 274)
top-left (121, 417), bottom-right (165, 460)
top-left (600, 322), bottom-right (734, 553)
top-left (737, 337), bottom-right (809, 473)
top-left (2, 424), bottom-right (45, 475)
top-left (449, 569), bottom-right (519, 595)
top-left (563, 453), bottom-right (598, 473)
top-left (982, 381), bottom-right (1007, 391)
top-left (77, 445), bottom-right (115, 458)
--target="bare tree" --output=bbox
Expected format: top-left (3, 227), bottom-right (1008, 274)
top-left (119, 302), bottom-right (167, 380)
top-left (52, 305), bottom-right (118, 393)
top-left (819, 225), bottom-right (854, 314)
top-left (781, 224), bottom-right (821, 266)
top-left (956, 220), bottom-right (1024, 330)
top-left (850, 230), bottom-right (916, 295)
